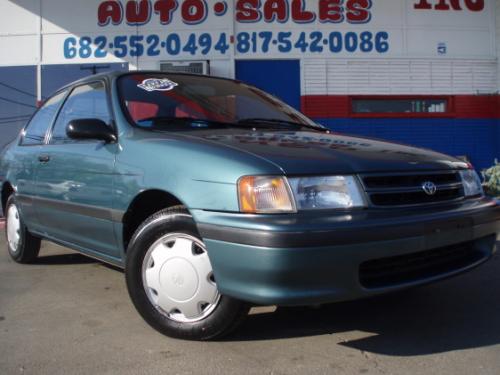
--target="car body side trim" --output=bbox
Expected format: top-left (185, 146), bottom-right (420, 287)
top-left (198, 208), bottom-right (500, 248)
top-left (16, 194), bottom-right (124, 222)
top-left (29, 230), bottom-right (124, 268)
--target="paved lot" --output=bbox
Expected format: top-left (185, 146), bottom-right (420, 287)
top-left (1, 232), bottom-right (499, 375)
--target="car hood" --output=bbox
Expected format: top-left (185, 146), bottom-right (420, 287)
top-left (181, 129), bottom-right (467, 175)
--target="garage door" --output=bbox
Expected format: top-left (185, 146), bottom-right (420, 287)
top-left (235, 60), bottom-right (301, 110)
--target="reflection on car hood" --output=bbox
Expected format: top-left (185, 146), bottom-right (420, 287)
top-left (184, 130), bottom-right (466, 174)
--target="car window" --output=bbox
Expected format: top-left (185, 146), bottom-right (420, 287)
top-left (50, 82), bottom-right (111, 144)
top-left (21, 91), bottom-right (67, 146)
top-left (118, 74), bottom-right (319, 131)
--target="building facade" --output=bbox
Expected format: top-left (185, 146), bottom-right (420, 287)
top-left (1, 0), bottom-right (499, 169)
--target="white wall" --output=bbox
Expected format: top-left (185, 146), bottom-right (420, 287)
top-left (497, 0), bottom-right (500, 91)
top-left (302, 58), bottom-right (498, 95)
top-left (301, 0), bottom-right (498, 96)
top-left (0, 0), bottom-right (39, 66)
top-left (1, 0), bottom-right (499, 95)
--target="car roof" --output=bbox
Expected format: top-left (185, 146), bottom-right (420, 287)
top-left (54, 70), bottom-right (237, 95)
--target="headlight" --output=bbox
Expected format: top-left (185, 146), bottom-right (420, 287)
top-left (238, 176), bottom-right (296, 213)
top-left (288, 176), bottom-right (366, 210)
top-left (460, 169), bottom-right (484, 197)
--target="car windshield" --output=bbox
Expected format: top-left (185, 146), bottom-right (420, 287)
top-left (118, 73), bottom-right (323, 131)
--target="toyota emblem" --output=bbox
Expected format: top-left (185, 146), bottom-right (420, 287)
top-left (422, 181), bottom-right (437, 196)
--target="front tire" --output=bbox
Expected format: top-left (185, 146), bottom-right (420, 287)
top-left (5, 195), bottom-right (41, 263)
top-left (125, 206), bottom-right (249, 340)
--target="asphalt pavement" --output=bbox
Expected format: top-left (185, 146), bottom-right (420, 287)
top-left (1, 232), bottom-right (499, 375)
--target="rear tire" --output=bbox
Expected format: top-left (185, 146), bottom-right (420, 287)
top-left (125, 206), bottom-right (249, 340)
top-left (5, 195), bottom-right (41, 263)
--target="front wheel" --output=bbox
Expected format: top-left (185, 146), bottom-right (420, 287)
top-left (5, 195), bottom-right (41, 263)
top-left (125, 206), bottom-right (249, 340)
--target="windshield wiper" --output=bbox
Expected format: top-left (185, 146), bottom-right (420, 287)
top-left (135, 116), bottom-right (327, 132)
top-left (136, 116), bottom-right (231, 129)
top-left (237, 118), bottom-right (326, 132)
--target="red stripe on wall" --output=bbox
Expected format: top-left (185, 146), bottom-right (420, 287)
top-left (454, 96), bottom-right (499, 119)
top-left (301, 95), bottom-right (349, 118)
top-left (301, 95), bottom-right (500, 119)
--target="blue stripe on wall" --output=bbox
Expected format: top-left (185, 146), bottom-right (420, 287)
top-left (0, 65), bottom-right (36, 152)
top-left (315, 118), bottom-right (500, 171)
top-left (41, 62), bottom-right (129, 98)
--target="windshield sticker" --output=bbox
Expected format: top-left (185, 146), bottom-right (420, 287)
top-left (138, 78), bottom-right (178, 92)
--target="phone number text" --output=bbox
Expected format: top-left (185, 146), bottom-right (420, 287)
top-left (236, 31), bottom-right (389, 54)
top-left (63, 33), bottom-right (230, 59)
top-left (62, 31), bottom-right (390, 59)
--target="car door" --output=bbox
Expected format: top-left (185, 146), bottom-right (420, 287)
top-left (12, 91), bottom-right (67, 234)
top-left (34, 81), bottom-right (120, 258)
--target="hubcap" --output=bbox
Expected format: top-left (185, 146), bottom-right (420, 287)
top-left (142, 233), bottom-right (220, 323)
top-left (6, 204), bottom-right (21, 253)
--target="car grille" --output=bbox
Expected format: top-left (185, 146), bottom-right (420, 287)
top-left (359, 242), bottom-right (484, 289)
top-left (361, 171), bottom-right (464, 207)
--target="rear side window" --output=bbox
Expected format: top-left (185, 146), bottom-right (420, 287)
top-left (50, 82), bottom-right (111, 144)
top-left (21, 91), bottom-right (66, 146)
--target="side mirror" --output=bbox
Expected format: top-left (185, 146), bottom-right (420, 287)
top-left (66, 119), bottom-right (117, 143)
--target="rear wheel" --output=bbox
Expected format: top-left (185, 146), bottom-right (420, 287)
top-left (125, 206), bottom-right (249, 340)
top-left (5, 195), bottom-right (41, 263)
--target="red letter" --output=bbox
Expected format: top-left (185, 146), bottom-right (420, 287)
top-left (346, 0), bottom-right (371, 23)
top-left (181, 0), bottom-right (207, 24)
top-left (319, 0), bottom-right (344, 23)
top-left (126, 0), bottom-right (151, 24)
top-left (236, 0), bottom-right (261, 22)
top-left (263, 0), bottom-right (288, 23)
top-left (413, 0), bottom-right (432, 9)
top-left (154, 0), bottom-right (178, 24)
top-left (434, 0), bottom-right (461, 10)
top-left (98, 1), bottom-right (122, 26)
top-left (434, 0), bottom-right (447, 10)
top-left (449, 0), bottom-right (463, 10)
top-left (291, 0), bottom-right (315, 23)
top-left (465, 0), bottom-right (484, 11)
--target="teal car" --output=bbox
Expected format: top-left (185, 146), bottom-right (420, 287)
top-left (1, 72), bottom-right (499, 340)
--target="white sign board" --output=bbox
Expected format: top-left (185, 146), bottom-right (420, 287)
top-left (0, 0), bottom-right (496, 66)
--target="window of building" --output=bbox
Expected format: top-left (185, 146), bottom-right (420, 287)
top-left (351, 97), bottom-right (451, 117)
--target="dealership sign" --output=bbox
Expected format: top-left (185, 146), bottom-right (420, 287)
top-left (97, 0), bottom-right (373, 26)
top-left (38, 0), bottom-right (490, 63)
top-left (62, 0), bottom-right (390, 60)
top-left (94, 0), bottom-right (486, 27)
top-left (413, 0), bottom-right (484, 11)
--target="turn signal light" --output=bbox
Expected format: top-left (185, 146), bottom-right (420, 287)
top-left (238, 176), bottom-right (296, 214)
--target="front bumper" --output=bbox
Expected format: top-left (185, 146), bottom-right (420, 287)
top-left (193, 198), bottom-right (500, 305)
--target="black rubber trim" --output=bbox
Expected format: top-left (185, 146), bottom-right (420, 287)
top-left (17, 194), bottom-right (124, 222)
top-left (198, 208), bottom-right (500, 248)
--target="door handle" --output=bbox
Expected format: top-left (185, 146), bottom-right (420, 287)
top-left (38, 155), bottom-right (50, 163)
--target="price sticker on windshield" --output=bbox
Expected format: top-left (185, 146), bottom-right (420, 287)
top-left (138, 78), bottom-right (178, 92)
